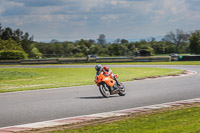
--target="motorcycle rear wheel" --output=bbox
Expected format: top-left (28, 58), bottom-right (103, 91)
top-left (99, 83), bottom-right (110, 98)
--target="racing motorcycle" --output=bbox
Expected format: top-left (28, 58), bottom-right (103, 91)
top-left (94, 72), bottom-right (126, 98)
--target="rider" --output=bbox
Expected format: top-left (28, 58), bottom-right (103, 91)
top-left (95, 64), bottom-right (122, 88)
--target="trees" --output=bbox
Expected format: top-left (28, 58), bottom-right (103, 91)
top-left (121, 39), bottom-right (129, 44)
top-left (0, 24), bottom-right (29, 60)
top-left (1, 22), bottom-right (198, 59)
top-left (21, 32), bottom-right (34, 56)
top-left (162, 29), bottom-right (190, 53)
top-left (0, 24), bottom-right (2, 37)
top-left (0, 38), bottom-right (23, 51)
top-left (0, 50), bottom-right (28, 60)
top-left (1, 27), bottom-right (13, 40)
top-left (0, 38), bottom-right (28, 59)
top-left (189, 30), bottom-right (200, 54)
top-left (0, 24), bottom-right (34, 57)
top-left (97, 34), bottom-right (106, 45)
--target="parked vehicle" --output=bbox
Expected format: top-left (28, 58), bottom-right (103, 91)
top-left (87, 55), bottom-right (98, 59)
top-left (94, 72), bottom-right (126, 98)
top-left (169, 53), bottom-right (178, 56)
top-left (169, 53), bottom-right (179, 61)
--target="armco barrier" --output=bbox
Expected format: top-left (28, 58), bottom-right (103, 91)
top-left (0, 60), bottom-right (20, 65)
top-left (96, 57), bottom-right (133, 63)
top-left (0, 56), bottom-right (170, 65)
top-left (89, 57), bottom-right (170, 63)
top-left (20, 59), bottom-right (59, 64)
top-left (178, 55), bottom-right (200, 61)
top-left (59, 58), bottom-right (87, 63)
top-left (133, 56), bottom-right (170, 62)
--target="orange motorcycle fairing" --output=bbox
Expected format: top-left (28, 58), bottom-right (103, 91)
top-left (95, 72), bottom-right (116, 87)
top-left (103, 76), bottom-right (116, 87)
top-left (95, 71), bottom-right (126, 98)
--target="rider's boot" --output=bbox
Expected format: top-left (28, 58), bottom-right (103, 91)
top-left (114, 77), bottom-right (123, 89)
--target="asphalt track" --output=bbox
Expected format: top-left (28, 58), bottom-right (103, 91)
top-left (0, 65), bottom-right (200, 128)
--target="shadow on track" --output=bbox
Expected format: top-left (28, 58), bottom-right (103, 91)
top-left (78, 95), bottom-right (119, 99)
top-left (78, 96), bottom-right (104, 99)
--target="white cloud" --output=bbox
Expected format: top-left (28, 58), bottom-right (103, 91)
top-left (101, 14), bottom-right (119, 21)
top-left (1, 0), bottom-right (200, 41)
top-left (0, 7), bottom-right (5, 15)
top-left (110, 1), bottom-right (118, 5)
top-left (40, 15), bottom-right (53, 22)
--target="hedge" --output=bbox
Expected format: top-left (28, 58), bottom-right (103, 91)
top-left (0, 50), bottom-right (28, 60)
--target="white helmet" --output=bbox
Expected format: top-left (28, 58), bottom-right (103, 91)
top-left (95, 64), bottom-right (102, 71)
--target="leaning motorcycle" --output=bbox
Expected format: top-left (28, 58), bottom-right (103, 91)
top-left (94, 72), bottom-right (126, 98)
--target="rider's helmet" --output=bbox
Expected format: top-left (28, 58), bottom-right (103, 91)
top-left (95, 64), bottom-right (102, 71)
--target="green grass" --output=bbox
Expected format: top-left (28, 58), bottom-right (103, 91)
top-left (0, 70), bottom-right (39, 80)
top-left (53, 106), bottom-right (200, 133)
top-left (0, 67), bottom-right (183, 93)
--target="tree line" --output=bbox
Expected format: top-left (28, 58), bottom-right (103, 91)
top-left (0, 23), bottom-right (200, 59)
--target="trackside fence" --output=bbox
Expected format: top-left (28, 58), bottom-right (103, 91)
top-left (178, 55), bottom-right (200, 61)
top-left (0, 56), bottom-right (170, 65)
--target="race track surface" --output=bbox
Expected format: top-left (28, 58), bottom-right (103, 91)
top-left (0, 65), bottom-right (200, 127)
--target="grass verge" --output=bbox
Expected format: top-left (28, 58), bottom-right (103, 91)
top-left (51, 103), bottom-right (200, 133)
top-left (0, 67), bottom-right (183, 93)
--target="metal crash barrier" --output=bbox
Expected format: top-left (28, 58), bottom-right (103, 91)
top-left (0, 56), bottom-right (171, 65)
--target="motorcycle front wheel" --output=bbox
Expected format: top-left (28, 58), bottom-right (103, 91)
top-left (99, 83), bottom-right (110, 98)
top-left (118, 83), bottom-right (126, 96)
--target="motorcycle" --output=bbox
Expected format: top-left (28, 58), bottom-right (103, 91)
top-left (94, 72), bottom-right (126, 98)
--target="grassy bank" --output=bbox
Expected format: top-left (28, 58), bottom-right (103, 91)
top-left (0, 67), bottom-right (183, 93)
top-left (53, 104), bottom-right (200, 133)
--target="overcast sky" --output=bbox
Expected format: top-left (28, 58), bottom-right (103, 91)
top-left (0, 0), bottom-right (200, 42)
